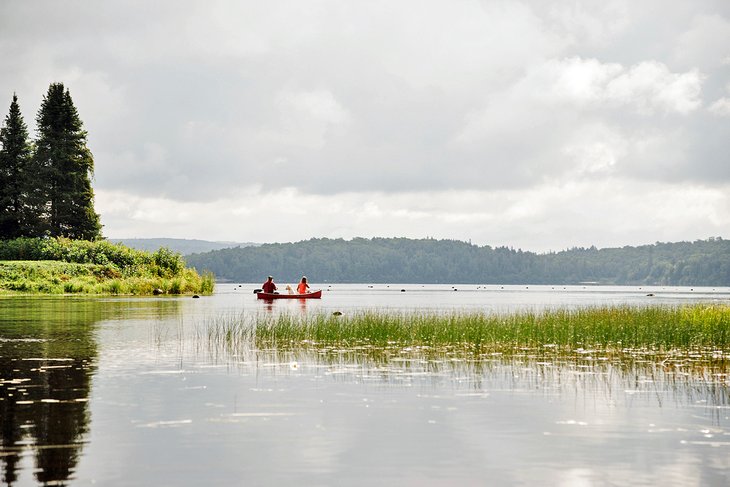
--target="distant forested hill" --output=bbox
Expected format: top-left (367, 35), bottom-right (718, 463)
top-left (109, 238), bottom-right (257, 255)
top-left (185, 237), bottom-right (730, 285)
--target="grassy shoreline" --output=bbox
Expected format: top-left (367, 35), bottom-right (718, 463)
top-left (0, 238), bottom-right (214, 295)
top-left (0, 260), bottom-right (214, 295)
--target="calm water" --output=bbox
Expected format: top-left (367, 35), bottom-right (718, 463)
top-left (1, 285), bottom-right (729, 486)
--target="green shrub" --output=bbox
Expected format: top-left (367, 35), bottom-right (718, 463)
top-left (152, 247), bottom-right (185, 276)
top-left (169, 278), bottom-right (182, 294)
top-left (0, 239), bottom-right (215, 295)
top-left (0, 237), bottom-right (179, 273)
top-left (63, 281), bottom-right (84, 293)
top-left (201, 271), bottom-right (215, 294)
top-left (0, 237), bottom-right (46, 260)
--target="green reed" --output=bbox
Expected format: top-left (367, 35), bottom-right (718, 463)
top-left (243, 304), bottom-right (730, 351)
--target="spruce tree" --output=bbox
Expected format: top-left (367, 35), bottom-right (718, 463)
top-left (32, 83), bottom-right (102, 240)
top-left (0, 93), bottom-right (32, 239)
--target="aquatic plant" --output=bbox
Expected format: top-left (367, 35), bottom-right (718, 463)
top-left (189, 305), bottom-right (730, 395)
top-left (206, 305), bottom-right (730, 352)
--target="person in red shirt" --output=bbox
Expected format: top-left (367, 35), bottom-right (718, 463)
top-left (297, 276), bottom-right (310, 294)
top-left (262, 276), bottom-right (277, 294)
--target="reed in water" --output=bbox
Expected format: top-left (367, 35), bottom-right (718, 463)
top-left (206, 304), bottom-right (730, 352)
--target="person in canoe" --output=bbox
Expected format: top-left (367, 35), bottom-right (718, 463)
top-left (297, 276), bottom-right (310, 294)
top-left (262, 276), bottom-right (277, 294)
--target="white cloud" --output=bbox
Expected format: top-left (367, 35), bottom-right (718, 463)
top-left (2, 0), bottom-right (728, 247)
top-left (373, 0), bottom-right (566, 91)
top-left (522, 58), bottom-right (704, 114)
top-left (455, 57), bottom-right (705, 189)
top-left (708, 97), bottom-right (730, 116)
top-left (459, 58), bottom-right (703, 144)
top-left (605, 61), bottom-right (704, 114)
top-left (265, 89), bottom-right (351, 149)
top-left (97, 180), bottom-right (730, 252)
top-left (543, 0), bottom-right (631, 48)
top-left (561, 123), bottom-right (627, 176)
top-left (674, 13), bottom-right (730, 70)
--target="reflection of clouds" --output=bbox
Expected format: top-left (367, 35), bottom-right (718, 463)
top-left (191, 342), bottom-right (730, 413)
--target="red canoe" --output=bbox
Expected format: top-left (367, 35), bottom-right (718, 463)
top-left (256, 290), bottom-right (322, 300)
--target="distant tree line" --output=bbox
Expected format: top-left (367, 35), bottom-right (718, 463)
top-left (0, 83), bottom-right (101, 241)
top-left (186, 237), bottom-right (730, 286)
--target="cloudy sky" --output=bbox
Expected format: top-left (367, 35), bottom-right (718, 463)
top-left (1, 0), bottom-right (729, 251)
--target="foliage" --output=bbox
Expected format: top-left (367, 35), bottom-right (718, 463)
top-left (0, 93), bottom-right (33, 239)
top-left (0, 260), bottom-right (211, 295)
top-left (151, 247), bottom-right (184, 276)
top-left (1, 237), bottom-right (152, 271)
top-left (186, 236), bottom-right (730, 286)
top-left (0, 83), bottom-right (101, 241)
top-left (200, 271), bottom-right (215, 294)
top-left (0, 237), bottom-right (215, 294)
top-left (29, 83), bottom-right (101, 240)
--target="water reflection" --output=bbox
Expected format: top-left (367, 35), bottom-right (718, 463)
top-left (1, 294), bottom-right (729, 485)
top-left (199, 338), bottom-right (730, 418)
top-left (148, 324), bottom-right (729, 484)
top-left (0, 297), bottom-right (183, 485)
top-left (256, 297), bottom-right (310, 313)
top-left (0, 299), bottom-right (100, 486)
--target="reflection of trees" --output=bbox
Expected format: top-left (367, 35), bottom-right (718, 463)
top-left (1, 378), bottom-right (21, 485)
top-left (0, 297), bottom-right (182, 486)
top-left (0, 298), bottom-right (99, 486)
top-left (1, 353), bottom-right (90, 485)
top-left (34, 358), bottom-right (93, 485)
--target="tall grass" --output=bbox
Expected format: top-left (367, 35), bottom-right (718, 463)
top-left (185, 306), bottom-right (730, 396)
top-left (226, 305), bottom-right (730, 351)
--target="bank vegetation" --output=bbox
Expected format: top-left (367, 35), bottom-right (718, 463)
top-left (0, 237), bottom-right (214, 295)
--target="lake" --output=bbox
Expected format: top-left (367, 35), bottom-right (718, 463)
top-left (1, 284), bottom-right (729, 486)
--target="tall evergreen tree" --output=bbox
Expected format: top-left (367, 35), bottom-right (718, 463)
top-left (32, 83), bottom-right (101, 240)
top-left (0, 93), bottom-right (33, 239)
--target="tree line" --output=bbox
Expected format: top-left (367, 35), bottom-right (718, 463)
top-left (0, 84), bottom-right (101, 241)
top-left (186, 237), bottom-right (730, 286)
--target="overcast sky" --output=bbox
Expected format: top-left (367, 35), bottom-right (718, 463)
top-left (1, 0), bottom-right (729, 251)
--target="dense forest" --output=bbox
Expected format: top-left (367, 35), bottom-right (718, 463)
top-left (186, 237), bottom-right (730, 285)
